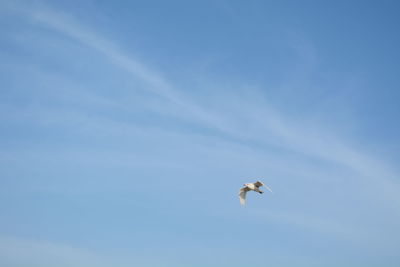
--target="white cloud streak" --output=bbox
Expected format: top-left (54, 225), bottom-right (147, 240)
top-left (27, 7), bottom-right (398, 177)
top-left (4, 2), bottom-right (400, 241)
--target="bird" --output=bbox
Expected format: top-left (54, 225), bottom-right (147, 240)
top-left (238, 180), bottom-right (272, 205)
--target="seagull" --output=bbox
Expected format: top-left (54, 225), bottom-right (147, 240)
top-left (238, 181), bottom-right (272, 205)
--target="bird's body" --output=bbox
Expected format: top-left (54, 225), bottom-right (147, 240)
top-left (238, 180), bottom-right (272, 205)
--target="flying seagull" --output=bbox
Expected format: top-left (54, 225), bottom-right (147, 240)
top-left (238, 181), bottom-right (272, 205)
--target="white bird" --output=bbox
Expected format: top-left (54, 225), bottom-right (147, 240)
top-left (238, 181), bottom-right (272, 205)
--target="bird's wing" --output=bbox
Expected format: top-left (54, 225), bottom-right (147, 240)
top-left (263, 184), bottom-right (273, 193)
top-left (254, 181), bottom-right (264, 187)
top-left (238, 187), bottom-right (248, 205)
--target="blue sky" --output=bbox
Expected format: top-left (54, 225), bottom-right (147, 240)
top-left (1, 0), bottom-right (400, 266)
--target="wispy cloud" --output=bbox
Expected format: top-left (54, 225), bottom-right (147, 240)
top-left (3, 2), bottom-right (400, 243)
top-left (26, 7), bottom-right (399, 177)
top-left (28, 7), bottom-right (228, 131)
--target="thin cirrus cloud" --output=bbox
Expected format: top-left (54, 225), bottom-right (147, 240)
top-left (1, 2), bottom-right (400, 266)
top-left (0, 3), bottom-right (397, 218)
top-left (25, 6), bottom-right (400, 206)
top-left (22, 9), bottom-right (400, 248)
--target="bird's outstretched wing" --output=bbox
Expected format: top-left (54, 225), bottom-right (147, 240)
top-left (254, 181), bottom-right (273, 193)
top-left (238, 187), bottom-right (249, 205)
top-left (254, 181), bottom-right (264, 187)
top-left (263, 184), bottom-right (273, 193)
